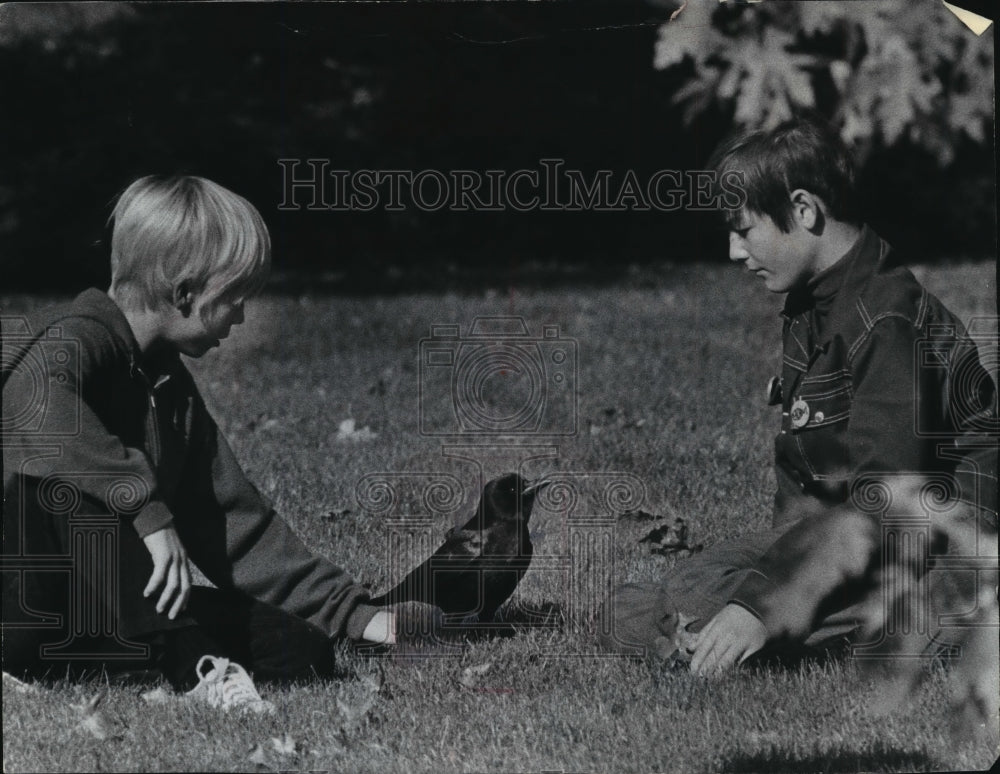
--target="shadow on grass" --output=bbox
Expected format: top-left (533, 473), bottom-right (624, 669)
top-left (349, 600), bottom-right (567, 662)
top-left (719, 745), bottom-right (940, 774)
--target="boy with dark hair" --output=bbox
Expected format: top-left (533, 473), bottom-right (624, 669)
top-left (600, 118), bottom-right (997, 673)
top-left (2, 176), bottom-right (396, 711)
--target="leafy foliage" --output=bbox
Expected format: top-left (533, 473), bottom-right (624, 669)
top-left (656, 0), bottom-right (994, 164)
top-left (0, 2), bottom-right (993, 286)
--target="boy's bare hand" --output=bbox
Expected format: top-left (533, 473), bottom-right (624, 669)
top-left (142, 526), bottom-right (191, 619)
top-left (690, 603), bottom-right (767, 676)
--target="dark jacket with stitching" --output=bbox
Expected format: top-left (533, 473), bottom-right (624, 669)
top-left (729, 225), bottom-right (997, 627)
top-left (2, 289), bottom-right (378, 640)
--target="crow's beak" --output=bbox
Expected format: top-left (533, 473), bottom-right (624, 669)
top-left (523, 477), bottom-right (553, 495)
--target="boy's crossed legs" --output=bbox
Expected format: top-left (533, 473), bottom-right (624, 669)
top-left (598, 524), bottom-right (865, 664)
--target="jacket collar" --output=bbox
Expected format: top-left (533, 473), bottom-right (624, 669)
top-left (780, 224), bottom-right (891, 321)
top-left (777, 225), bottom-right (893, 383)
top-left (73, 288), bottom-right (180, 380)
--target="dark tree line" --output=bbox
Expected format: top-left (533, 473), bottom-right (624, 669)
top-left (1, 2), bottom-right (994, 293)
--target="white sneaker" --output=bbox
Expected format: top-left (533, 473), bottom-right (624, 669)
top-left (186, 655), bottom-right (275, 715)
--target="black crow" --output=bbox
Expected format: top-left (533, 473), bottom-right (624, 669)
top-left (370, 473), bottom-right (549, 621)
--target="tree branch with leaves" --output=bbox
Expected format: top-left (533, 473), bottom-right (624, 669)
top-left (656, 0), bottom-right (993, 165)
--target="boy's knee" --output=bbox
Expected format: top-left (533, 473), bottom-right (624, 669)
top-left (251, 624), bottom-right (337, 683)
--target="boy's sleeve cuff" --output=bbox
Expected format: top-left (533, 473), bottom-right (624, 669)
top-left (345, 603), bottom-right (381, 641)
top-left (132, 501), bottom-right (174, 538)
top-left (728, 569), bottom-right (776, 628)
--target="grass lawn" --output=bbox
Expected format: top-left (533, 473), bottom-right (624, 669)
top-left (2, 259), bottom-right (998, 773)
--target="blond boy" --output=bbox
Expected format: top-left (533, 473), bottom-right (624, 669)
top-left (2, 176), bottom-right (393, 709)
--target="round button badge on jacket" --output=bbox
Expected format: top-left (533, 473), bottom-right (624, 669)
top-left (790, 399), bottom-right (810, 428)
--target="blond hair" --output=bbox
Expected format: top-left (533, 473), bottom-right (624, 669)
top-left (109, 175), bottom-right (270, 312)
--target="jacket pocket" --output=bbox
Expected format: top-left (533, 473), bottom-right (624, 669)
top-left (791, 371), bottom-right (853, 481)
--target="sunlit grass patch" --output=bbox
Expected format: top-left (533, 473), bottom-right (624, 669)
top-left (3, 259), bottom-right (996, 772)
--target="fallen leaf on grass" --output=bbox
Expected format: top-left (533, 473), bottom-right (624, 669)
top-left (74, 691), bottom-right (124, 741)
top-left (672, 612), bottom-right (700, 654)
top-left (639, 517), bottom-right (703, 557)
top-left (248, 743), bottom-right (269, 767)
top-left (140, 686), bottom-right (173, 704)
top-left (336, 692), bottom-right (377, 726)
top-left (653, 611), bottom-right (701, 665)
top-left (335, 418), bottom-right (378, 441)
top-left (655, 543), bottom-right (703, 559)
top-left (458, 661), bottom-right (493, 688)
top-left (271, 733), bottom-right (297, 756)
top-left (358, 667), bottom-right (385, 695)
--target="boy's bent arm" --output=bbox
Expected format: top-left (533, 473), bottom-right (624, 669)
top-left (174, 396), bottom-right (378, 640)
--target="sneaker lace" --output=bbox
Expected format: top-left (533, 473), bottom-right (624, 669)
top-left (193, 655), bottom-right (274, 714)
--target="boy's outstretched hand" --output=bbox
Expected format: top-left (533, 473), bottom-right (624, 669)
top-left (690, 603), bottom-right (767, 675)
top-left (142, 526), bottom-right (191, 619)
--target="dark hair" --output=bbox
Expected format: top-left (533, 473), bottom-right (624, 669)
top-left (709, 117), bottom-right (859, 232)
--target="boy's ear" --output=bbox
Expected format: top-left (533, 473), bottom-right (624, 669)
top-left (173, 281), bottom-right (194, 316)
top-left (789, 188), bottom-right (822, 231)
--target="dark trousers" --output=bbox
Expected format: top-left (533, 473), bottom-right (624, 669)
top-left (2, 479), bottom-right (336, 688)
top-left (597, 520), bottom-right (986, 662)
top-left (596, 525), bottom-right (862, 658)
